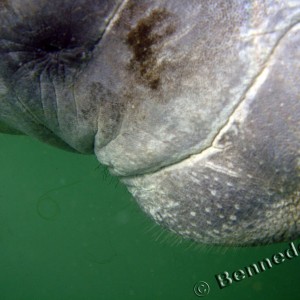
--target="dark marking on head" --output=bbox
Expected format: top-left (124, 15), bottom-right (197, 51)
top-left (126, 8), bottom-right (177, 90)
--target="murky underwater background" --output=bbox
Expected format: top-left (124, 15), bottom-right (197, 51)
top-left (0, 133), bottom-right (299, 300)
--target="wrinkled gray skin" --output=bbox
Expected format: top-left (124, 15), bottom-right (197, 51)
top-left (0, 0), bottom-right (299, 246)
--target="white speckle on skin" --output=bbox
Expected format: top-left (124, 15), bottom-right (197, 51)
top-left (234, 204), bottom-right (240, 210)
top-left (166, 201), bottom-right (180, 208)
top-left (206, 220), bottom-right (212, 225)
top-left (230, 215), bottom-right (237, 221)
top-left (190, 211), bottom-right (196, 217)
top-left (219, 214), bottom-right (224, 219)
top-left (149, 207), bottom-right (159, 217)
top-left (228, 162), bottom-right (234, 168)
top-left (155, 214), bottom-right (162, 221)
top-left (205, 207), bottom-right (211, 213)
top-left (183, 230), bottom-right (191, 235)
top-left (216, 203), bottom-right (222, 209)
top-left (210, 190), bottom-right (217, 196)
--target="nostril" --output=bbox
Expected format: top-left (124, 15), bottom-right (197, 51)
top-left (35, 33), bottom-right (72, 53)
top-left (0, 0), bottom-right (125, 78)
top-left (31, 21), bottom-right (78, 54)
top-left (26, 22), bottom-right (89, 68)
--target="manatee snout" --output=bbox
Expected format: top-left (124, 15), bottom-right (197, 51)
top-left (0, 0), bottom-right (299, 245)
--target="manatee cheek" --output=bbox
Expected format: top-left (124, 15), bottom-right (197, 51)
top-left (121, 23), bottom-right (300, 246)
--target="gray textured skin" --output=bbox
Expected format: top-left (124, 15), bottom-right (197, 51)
top-left (0, 0), bottom-right (299, 245)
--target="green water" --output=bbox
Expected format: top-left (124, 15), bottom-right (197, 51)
top-left (0, 133), bottom-right (299, 300)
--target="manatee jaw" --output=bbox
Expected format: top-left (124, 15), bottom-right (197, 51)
top-left (121, 146), bottom-right (300, 246)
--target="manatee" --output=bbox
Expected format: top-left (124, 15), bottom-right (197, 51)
top-left (0, 0), bottom-right (299, 245)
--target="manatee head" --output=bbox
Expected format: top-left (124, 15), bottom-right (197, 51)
top-left (0, 0), bottom-right (299, 245)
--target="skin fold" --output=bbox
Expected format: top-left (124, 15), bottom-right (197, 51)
top-left (0, 0), bottom-right (299, 245)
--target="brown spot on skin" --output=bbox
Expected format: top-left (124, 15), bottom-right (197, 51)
top-left (126, 8), bottom-right (176, 90)
top-left (0, 0), bottom-right (8, 9)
